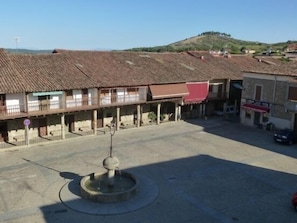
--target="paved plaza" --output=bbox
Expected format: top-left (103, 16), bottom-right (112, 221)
top-left (1, 117), bottom-right (297, 223)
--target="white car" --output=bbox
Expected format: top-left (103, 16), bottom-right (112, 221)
top-left (214, 105), bottom-right (237, 116)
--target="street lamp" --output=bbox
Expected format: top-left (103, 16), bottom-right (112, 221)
top-left (109, 122), bottom-right (116, 157)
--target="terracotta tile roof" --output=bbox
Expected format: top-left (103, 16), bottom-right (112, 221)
top-left (0, 49), bottom-right (27, 93)
top-left (53, 50), bottom-right (194, 86)
top-left (8, 51), bottom-right (97, 92)
top-left (2, 48), bottom-right (293, 94)
top-left (241, 55), bottom-right (297, 76)
top-left (53, 50), bottom-right (242, 86)
top-left (245, 61), bottom-right (297, 76)
top-left (186, 51), bottom-right (279, 80)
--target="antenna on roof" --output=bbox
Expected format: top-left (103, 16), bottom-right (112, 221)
top-left (14, 36), bottom-right (20, 51)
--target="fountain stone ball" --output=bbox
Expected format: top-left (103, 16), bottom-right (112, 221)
top-left (103, 156), bottom-right (119, 171)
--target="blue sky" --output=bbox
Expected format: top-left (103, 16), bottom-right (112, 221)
top-left (1, 0), bottom-right (296, 50)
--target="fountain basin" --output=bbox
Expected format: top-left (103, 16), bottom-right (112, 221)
top-left (80, 171), bottom-right (139, 203)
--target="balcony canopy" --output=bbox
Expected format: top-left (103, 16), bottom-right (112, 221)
top-left (149, 83), bottom-right (189, 100)
top-left (242, 103), bottom-right (270, 113)
top-left (184, 82), bottom-right (209, 104)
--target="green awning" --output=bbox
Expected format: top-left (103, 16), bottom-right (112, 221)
top-left (32, 91), bottom-right (63, 96)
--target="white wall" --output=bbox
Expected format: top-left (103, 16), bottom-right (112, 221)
top-left (50, 95), bottom-right (62, 109)
top-left (117, 88), bottom-right (125, 103)
top-left (27, 94), bottom-right (39, 111)
top-left (67, 90), bottom-right (82, 107)
top-left (88, 88), bottom-right (97, 105)
top-left (6, 93), bottom-right (25, 113)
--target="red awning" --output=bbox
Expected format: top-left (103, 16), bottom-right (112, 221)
top-left (149, 83), bottom-right (189, 100)
top-left (184, 82), bottom-right (209, 103)
top-left (242, 103), bottom-right (270, 113)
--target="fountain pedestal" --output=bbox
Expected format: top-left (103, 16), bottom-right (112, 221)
top-left (80, 122), bottom-right (139, 203)
top-left (102, 156), bottom-right (119, 187)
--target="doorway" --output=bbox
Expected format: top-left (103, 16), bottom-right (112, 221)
top-left (253, 112), bottom-right (261, 126)
top-left (0, 122), bottom-right (8, 142)
top-left (38, 118), bottom-right (47, 137)
top-left (82, 89), bottom-right (88, 106)
top-left (65, 115), bottom-right (75, 132)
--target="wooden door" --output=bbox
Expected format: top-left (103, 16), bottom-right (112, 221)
top-left (0, 94), bottom-right (6, 114)
top-left (0, 122), bottom-right (8, 142)
top-left (38, 118), bottom-right (47, 137)
top-left (38, 96), bottom-right (48, 111)
top-left (82, 89), bottom-right (88, 106)
top-left (111, 89), bottom-right (117, 103)
top-left (92, 110), bottom-right (103, 129)
top-left (97, 110), bottom-right (103, 128)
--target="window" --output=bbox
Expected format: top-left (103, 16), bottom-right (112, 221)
top-left (0, 94), bottom-right (5, 106)
top-left (288, 86), bottom-right (297, 100)
top-left (66, 90), bottom-right (73, 99)
top-left (127, 88), bottom-right (137, 95)
top-left (255, 85), bottom-right (262, 101)
top-left (101, 89), bottom-right (109, 96)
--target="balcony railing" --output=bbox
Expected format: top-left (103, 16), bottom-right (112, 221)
top-left (0, 94), bottom-right (147, 119)
top-left (0, 97), bottom-right (99, 119)
top-left (0, 105), bottom-right (26, 118)
top-left (99, 93), bottom-right (146, 106)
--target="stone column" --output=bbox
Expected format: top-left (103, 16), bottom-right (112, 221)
top-left (137, 104), bottom-right (141, 127)
top-left (157, 103), bottom-right (161, 125)
top-left (93, 109), bottom-right (97, 135)
top-left (116, 107), bottom-right (120, 131)
top-left (178, 105), bottom-right (181, 121)
top-left (175, 102), bottom-right (178, 121)
top-left (61, 114), bottom-right (65, 139)
top-left (202, 104), bottom-right (206, 117)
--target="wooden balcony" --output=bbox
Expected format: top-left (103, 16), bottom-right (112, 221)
top-left (0, 94), bottom-right (147, 120)
top-left (99, 93), bottom-right (147, 107)
top-left (0, 97), bottom-right (99, 120)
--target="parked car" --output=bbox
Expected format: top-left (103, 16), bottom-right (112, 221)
top-left (273, 129), bottom-right (297, 145)
top-left (214, 105), bottom-right (237, 116)
top-left (292, 192), bottom-right (297, 211)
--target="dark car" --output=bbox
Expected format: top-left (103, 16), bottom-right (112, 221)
top-left (274, 129), bottom-right (297, 145)
top-left (292, 192), bottom-right (297, 211)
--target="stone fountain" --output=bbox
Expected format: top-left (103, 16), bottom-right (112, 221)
top-left (80, 122), bottom-right (139, 203)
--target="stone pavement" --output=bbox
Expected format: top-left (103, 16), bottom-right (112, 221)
top-left (1, 117), bottom-right (297, 223)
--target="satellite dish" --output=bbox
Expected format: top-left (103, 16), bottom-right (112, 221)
top-left (232, 83), bottom-right (244, 90)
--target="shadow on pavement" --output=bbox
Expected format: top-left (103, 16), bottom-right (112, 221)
top-left (40, 154), bottom-right (297, 223)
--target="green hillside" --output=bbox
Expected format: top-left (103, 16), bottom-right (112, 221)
top-left (127, 31), bottom-right (297, 54)
top-left (6, 49), bottom-right (52, 54)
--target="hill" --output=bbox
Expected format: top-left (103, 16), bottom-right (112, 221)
top-left (127, 31), bottom-right (297, 55)
top-left (5, 49), bottom-right (52, 54)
